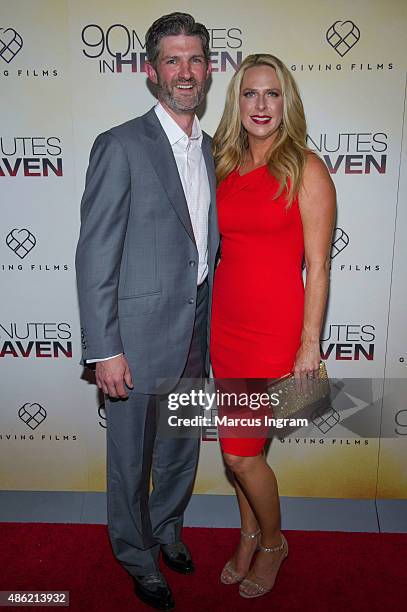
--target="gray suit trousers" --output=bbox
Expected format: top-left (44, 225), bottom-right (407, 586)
top-left (105, 280), bottom-right (208, 575)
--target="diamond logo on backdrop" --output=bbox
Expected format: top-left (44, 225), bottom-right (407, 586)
top-left (18, 403), bottom-right (47, 430)
top-left (331, 227), bottom-right (349, 259)
top-left (6, 228), bottom-right (36, 259)
top-left (326, 21), bottom-right (360, 57)
top-left (0, 27), bottom-right (23, 63)
top-left (311, 404), bottom-right (340, 433)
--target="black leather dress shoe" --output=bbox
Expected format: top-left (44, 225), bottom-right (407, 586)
top-left (161, 542), bottom-right (195, 574)
top-left (133, 573), bottom-right (175, 610)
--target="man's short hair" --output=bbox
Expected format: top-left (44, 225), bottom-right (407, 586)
top-left (145, 12), bottom-right (210, 67)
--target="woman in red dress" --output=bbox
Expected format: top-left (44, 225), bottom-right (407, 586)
top-left (211, 54), bottom-right (336, 598)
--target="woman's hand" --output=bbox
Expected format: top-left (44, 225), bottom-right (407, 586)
top-left (293, 341), bottom-right (321, 379)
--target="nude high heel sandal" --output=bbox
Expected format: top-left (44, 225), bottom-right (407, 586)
top-left (220, 528), bottom-right (261, 585)
top-left (239, 533), bottom-right (288, 598)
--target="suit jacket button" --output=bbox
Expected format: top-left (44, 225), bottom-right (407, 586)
top-left (188, 298), bottom-right (194, 304)
top-left (189, 260), bottom-right (196, 267)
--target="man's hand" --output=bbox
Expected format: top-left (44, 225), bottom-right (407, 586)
top-left (95, 354), bottom-right (134, 399)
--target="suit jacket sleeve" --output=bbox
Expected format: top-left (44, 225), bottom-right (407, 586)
top-left (75, 131), bottom-right (130, 362)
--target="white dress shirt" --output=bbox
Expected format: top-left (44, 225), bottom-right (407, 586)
top-left (154, 102), bottom-right (210, 284)
top-left (88, 102), bottom-right (210, 363)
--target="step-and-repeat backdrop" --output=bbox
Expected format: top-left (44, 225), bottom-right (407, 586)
top-left (1, 0), bottom-right (406, 498)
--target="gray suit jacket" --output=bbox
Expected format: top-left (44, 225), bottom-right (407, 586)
top-left (75, 107), bottom-right (219, 394)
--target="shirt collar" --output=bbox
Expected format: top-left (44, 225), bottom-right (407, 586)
top-left (154, 102), bottom-right (203, 147)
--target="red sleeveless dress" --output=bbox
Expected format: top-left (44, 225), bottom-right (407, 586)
top-left (210, 165), bottom-right (305, 456)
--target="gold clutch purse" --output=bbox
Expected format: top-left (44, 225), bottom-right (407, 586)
top-left (268, 361), bottom-right (330, 419)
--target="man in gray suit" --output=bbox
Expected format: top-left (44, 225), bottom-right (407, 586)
top-left (75, 12), bottom-right (219, 610)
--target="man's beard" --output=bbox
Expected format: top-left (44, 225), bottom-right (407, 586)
top-left (158, 78), bottom-right (206, 113)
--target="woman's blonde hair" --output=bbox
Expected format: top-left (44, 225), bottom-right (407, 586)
top-left (213, 53), bottom-right (309, 205)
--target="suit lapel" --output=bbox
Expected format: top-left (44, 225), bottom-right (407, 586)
top-left (202, 134), bottom-right (219, 267)
top-left (202, 134), bottom-right (216, 211)
top-left (140, 109), bottom-right (195, 245)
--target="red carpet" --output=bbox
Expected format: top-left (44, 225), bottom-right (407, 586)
top-left (0, 524), bottom-right (406, 611)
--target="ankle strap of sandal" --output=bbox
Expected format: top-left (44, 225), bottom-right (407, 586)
top-left (240, 528), bottom-right (260, 540)
top-left (259, 535), bottom-right (285, 553)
